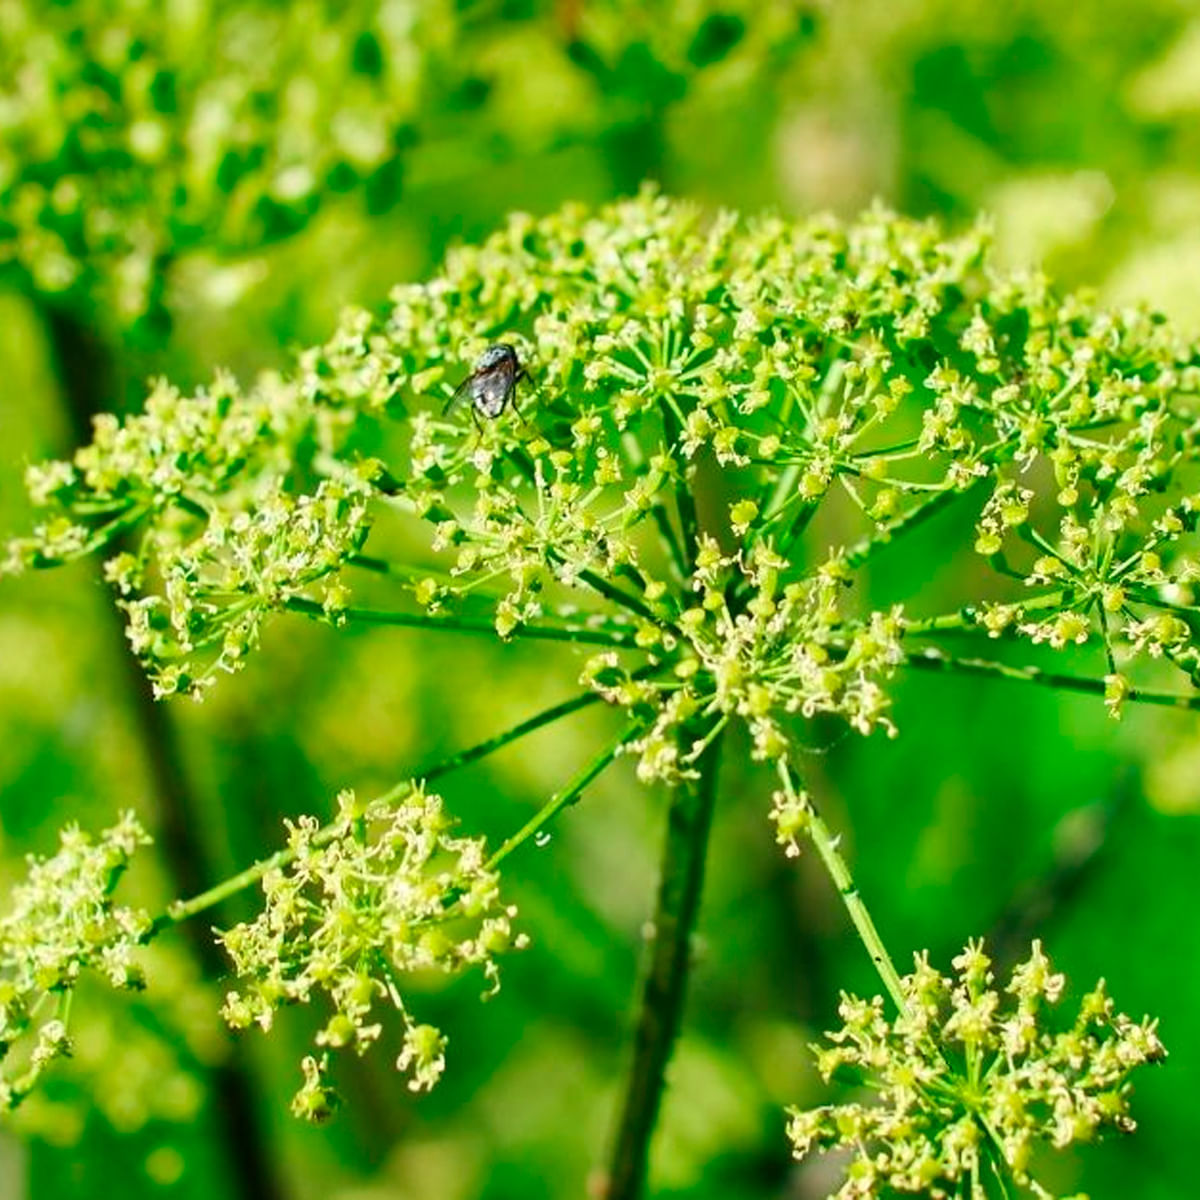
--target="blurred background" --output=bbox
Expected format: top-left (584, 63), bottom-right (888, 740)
top-left (2, 1), bottom-right (1199, 1197)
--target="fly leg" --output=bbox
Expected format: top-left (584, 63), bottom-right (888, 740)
top-left (511, 369), bottom-right (534, 430)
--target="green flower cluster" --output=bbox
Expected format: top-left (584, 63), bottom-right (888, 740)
top-left (14, 190), bottom-right (1200, 742)
top-left (217, 784), bottom-right (524, 1121)
top-left (283, 190), bottom-right (1200, 743)
top-left (8, 942), bottom-right (217, 1143)
top-left (0, 814), bottom-right (151, 1110)
top-left (584, 547), bottom-right (903, 782)
top-left (2, 368), bottom-right (377, 697)
top-left (788, 940), bottom-right (1166, 1199)
top-left (118, 474), bottom-right (375, 699)
top-left (960, 295), bottom-right (1200, 711)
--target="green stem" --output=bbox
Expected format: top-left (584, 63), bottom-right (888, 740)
top-left (621, 431), bottom-right (688, 580)
top-left (426, 690), bottom-right (609, 785)
top-left (284, 595), bottom-right (639, 648)
top-left (485, 725), bottom-right (636, 870)
top-left (777, 760), bottom-right (907, 1014)
top-left (1124, 586), bottom-right (1200, 618)
top-left (151, 686), bottom-right (612, 932)
top-left (900, 590), bottom-right (1068, 637)
top-left (158, 831), bottom-right (322, 931)
top-left (604, 727), bottom-right (724, 1200)
top-left (980, 1120), bottom-right (1019, 1199)
top-left (902, 648), bottom-right (1200, 710)
top-left (901, 609), bottom-right (983, 636)
top-left (781, 498), bottom-right (820, 553)
top-left (844, 487), bottom-right (965, 571)
top-left (649, 504), bottom-right (688, 581)
top-left (575, 564), bottom-right (668, 629)
top-left (759, 460), bottom-right (803, 527)
top-left (661, 405), bottom-right (699, 567)
top-left (348, 553), bottom-right (461, 585)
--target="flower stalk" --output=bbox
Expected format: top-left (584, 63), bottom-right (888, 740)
top-left (603, 726), bottom-right (724, 1200)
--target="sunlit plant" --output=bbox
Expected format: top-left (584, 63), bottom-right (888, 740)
top-left (4, 188), bottom-right (1187, 1197)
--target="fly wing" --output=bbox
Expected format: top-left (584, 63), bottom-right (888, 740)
top-left (442, 373), bottom-right (474, 416)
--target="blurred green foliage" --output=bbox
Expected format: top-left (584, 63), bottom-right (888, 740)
top-left (1, 1), bottom-right (1198, 1198)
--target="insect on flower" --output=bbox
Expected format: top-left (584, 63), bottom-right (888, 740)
top-left (444, 342), bottom-right (529, 422)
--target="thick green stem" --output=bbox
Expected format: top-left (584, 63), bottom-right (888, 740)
top-left (603, 729), bottom-right (723, 1200)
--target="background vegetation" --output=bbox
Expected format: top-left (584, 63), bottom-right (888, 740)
top-left (1, 2), bottom-right (1198, 1197)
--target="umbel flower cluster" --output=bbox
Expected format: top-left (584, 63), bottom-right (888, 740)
top-left (218, 784), bottom-right (523, 1120)
top-left (1, 191), bottom-right (1180, 1173)
top-left (0, 814), bottom-right (151, 1111)
top-left (788, 941), bottom-right (1166, 1200)
top-left (9, 189), bottom-right (1200, 742)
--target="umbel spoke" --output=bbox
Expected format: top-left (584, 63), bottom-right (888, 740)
top-left (154, 687), bottom-right (622, 932)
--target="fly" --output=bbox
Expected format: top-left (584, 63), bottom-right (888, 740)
top-left (444, 342), bottom-right (529, 422)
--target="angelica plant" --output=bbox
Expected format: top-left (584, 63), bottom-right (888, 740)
top-left (4, 189), bottom-right (1189, 1196)
top-left (0, 8), bottom-right (816, 1187)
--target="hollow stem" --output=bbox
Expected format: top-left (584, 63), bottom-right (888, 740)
top-left (603, 727), bottom-right (723, 1200)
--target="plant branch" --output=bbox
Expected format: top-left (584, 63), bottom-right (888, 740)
top-left (777, 760), bottom-right (907, 1015)
top-left (649, 504), bottom-right (688, 580)
top-left (151, 685), bottom-right (613, 932)
top-left (603, 727), bottom-right (723, 1200)
top-left (574, 563), bottom-right (670, 629)
top-left (901, 648), bottom-right (1200, 710)
top-left (900, 590), bottom-right (1068, 637)
top-left (844, 487), bottom-right (966, 571)
top-left (348, 553), bottom-right (461, 585)
top-left (661, 405), bottom-right (699, 567)
top-left (485, 725), bottom-right (637, 870)
top-left (620, 430), bottom-right (688, 580)
top-left (284, 595), bottom-right (640, 648)
top-left (426, 689), bottom-right (609, 786)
